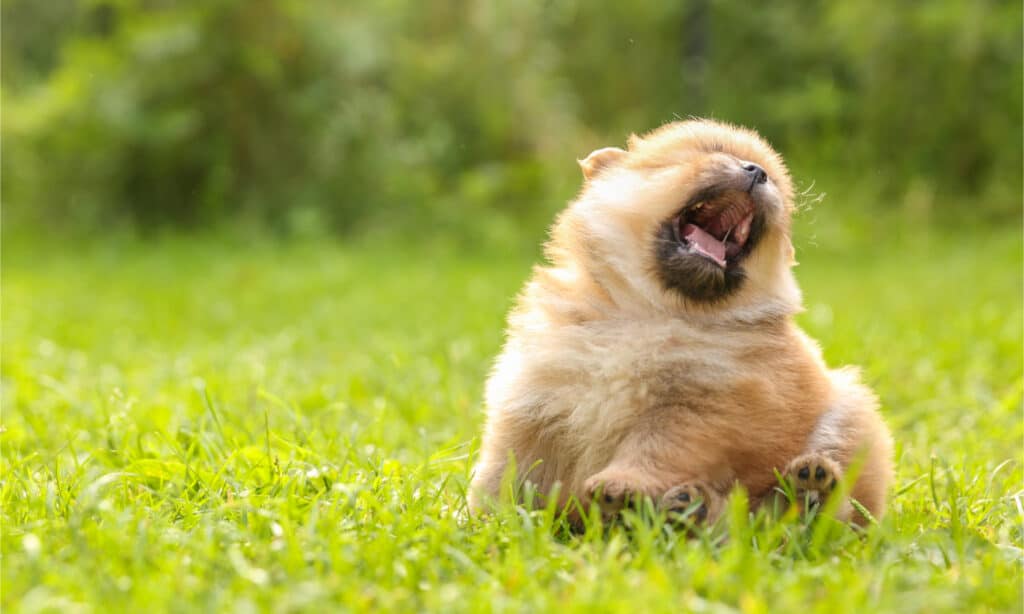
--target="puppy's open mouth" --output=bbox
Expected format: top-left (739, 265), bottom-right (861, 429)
top-left (674, 190), bottom-right (756, 268)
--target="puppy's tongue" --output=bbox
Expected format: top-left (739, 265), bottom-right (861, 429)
top-left (682, 223), bottom-right (726, 268)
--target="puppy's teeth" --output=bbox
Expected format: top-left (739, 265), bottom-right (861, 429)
top-left (733, 213), bottom-right (753, 245)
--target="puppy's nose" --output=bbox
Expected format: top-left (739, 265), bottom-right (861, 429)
top-left (741, 162), bottom-right (768, 185)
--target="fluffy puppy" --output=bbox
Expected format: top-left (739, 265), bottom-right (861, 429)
top-left (468, 119), bottom-right (893, 526)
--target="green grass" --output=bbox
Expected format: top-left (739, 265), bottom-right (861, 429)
top-left (3, 220), bottom-right (1022, 613)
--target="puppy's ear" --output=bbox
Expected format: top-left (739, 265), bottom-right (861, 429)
top-left (578, 147), bottom-right (626, 181)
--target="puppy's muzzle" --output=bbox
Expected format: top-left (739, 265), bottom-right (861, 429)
top-left (741, 162), bottom-right (768, 188)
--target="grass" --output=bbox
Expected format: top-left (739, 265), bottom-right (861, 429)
top-left (3, 217), bottom-right (1022, 613)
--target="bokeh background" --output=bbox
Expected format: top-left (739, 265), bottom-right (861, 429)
top-left (4, 3), bottom-right (1024, 610)
top-left (4, 0), bottom-right (1021, 241)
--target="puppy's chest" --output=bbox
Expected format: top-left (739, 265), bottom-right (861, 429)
top-left (540, 325), bottom-right (776, 419)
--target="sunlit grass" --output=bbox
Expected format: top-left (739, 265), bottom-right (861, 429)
top-left (3, 221), bottom-right (1021, 612)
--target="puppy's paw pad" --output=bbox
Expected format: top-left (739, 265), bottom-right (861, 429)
top-left (784, 454), bottom-right (841, 510)
top-left (660, 483), bottom-right (717, 524)
top-left (583, 473), bottom-right (644, 517)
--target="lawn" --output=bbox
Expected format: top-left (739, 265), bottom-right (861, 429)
top-left (3, 218), bottom-right (1022, 612)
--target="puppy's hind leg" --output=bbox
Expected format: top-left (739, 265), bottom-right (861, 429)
top-left (780, 369), bottom-right (894, 525)
top-left (782, 452), bottom-right (844, 515)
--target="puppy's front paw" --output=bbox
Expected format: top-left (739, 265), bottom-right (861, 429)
top-left (784, 453), bottom-right (841, 512)
top-left (583, 470), bottom-right (651, 518)
top-left (660, 482), bottom-right (721, 525)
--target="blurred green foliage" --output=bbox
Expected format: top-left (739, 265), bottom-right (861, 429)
top-left (3, 0), bottom-right (1021, 235)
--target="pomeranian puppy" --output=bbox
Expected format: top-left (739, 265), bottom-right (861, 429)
top-left (468, 119), bottom-right (893, 526)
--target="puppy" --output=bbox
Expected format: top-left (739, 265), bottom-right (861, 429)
top-left (469, 119), bottom-right (893, 526)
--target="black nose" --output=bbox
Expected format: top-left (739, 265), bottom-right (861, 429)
top-left (742, 162), bottom-right (768, 185)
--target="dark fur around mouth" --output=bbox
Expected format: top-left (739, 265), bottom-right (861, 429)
top-left (654, 191), bottom-right (767, 302)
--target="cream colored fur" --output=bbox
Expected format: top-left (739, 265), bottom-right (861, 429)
top-left (469, 119), bottom-right (893, 525)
